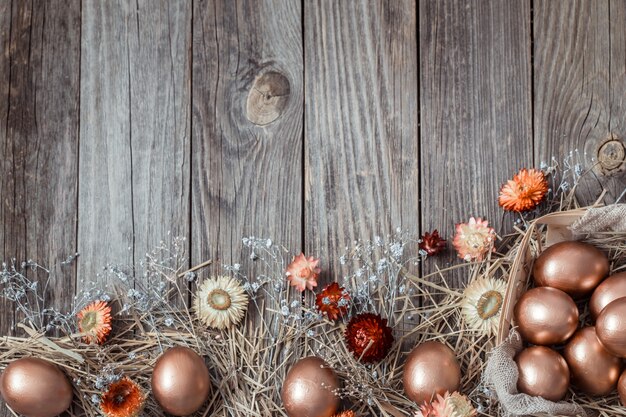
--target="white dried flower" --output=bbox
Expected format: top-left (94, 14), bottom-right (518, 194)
top-left (194, 276), bottom-right (249, 330)
top-left (461, 277), bottom-right (506, 336)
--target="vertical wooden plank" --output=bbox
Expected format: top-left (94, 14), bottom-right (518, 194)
top-left (79, 1), bottom-right (133, 282)
top-left (304, 0), bottom-right (419, 285)
top-left (609, 0), bottom-right (626, 143)
top-left (24, 0), bottom-right (81, 306)
top-left (419, 0), bottom-right (532, 285)
top-left (79, 1), bottom-right (191, 287)
top-left (534, 0), bottom-right (626, 204)
top-left (0, 0), bottom-right (80, 324)
top-left (0, 0), bottom-right (12, 357)
top-left (128, 1), bottom-right (192, 276)
top-left (191, 0), bottom-right (302, 283)
top-left (0, 1), bottom-right (80, 415)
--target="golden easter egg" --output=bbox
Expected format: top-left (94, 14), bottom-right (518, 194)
top-left (563, 327), bottom-right (622, 396)
top-left (618, 369), bottom-right (626, 406)
top-left (0, 357), bottom-right (73, 417)
top-left (151, 346), bottom-right (211, 416)
top-left (403, 341), bottom-right (461, 404)
top-left (596, 298), bottom-right (626, 358)
top-left (281, 356), bottom-right (339, 417)
top-left (514, 287), bottom-right (578, 346)
top-left (515, 346), bottom-right (570, 402)
top-left (589, 272), bottom-right (626, 320)
top-left (533, 241), bottom-right (608, 299)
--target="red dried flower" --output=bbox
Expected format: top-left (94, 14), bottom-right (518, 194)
top-left (419, 230), bottom-right (447, 256)
top-left (286, 253), bottom-right (321, 291)
top-left (498, 168), bottom-right (548, 212)
top-left (316, 282), bottom-right (350, 321)
top-left (345, 313), bottom-right (394, 363)
top-left (100, 377), bottom-right (146, 417)
top-left (77, 300), bottom-right (112, 344)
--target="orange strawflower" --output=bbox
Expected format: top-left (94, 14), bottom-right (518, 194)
top-left (100, 377), bottom-right (146, 417)
top-left (452, 217), bottom-right (495, 262)
top-left (77, 300), bottom-right (112, 344)
top-left (333, 412), bottom-right (357, 417)
top-left (286, 253), bottom-right (320, 291)
top-left (316, 282), bottom-right (350, 321)
top-left (498, 168), bottom-right (548, 212)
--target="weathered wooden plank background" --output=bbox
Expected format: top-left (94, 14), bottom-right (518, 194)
top-left (2, 0), bottom-right (626, 414)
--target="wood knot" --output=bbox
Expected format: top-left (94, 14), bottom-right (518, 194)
top-left (245, 71), bottom-right (290, 126)
top-left (596, 134), bottom-right (626, 175)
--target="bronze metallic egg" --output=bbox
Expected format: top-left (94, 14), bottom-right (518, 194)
top-left (596, 298), bottom-right (626, 358)
top-left (515, 346), bottom-right (570, 401)
top-left (0, 357), bottom-right (73, 417)
top-left (281, 356), bottom-right (339, 417)
top-left (514, 287), bottom-right (579, 345)
top-left (533, 241), bottom-right (608, 299)
top-left (618, 370), bottom-right (626, 406)
top-left (563, 327), bottom-right (622, 396)
top-left (403, 341), bottom-right (461, 404)
top-left (589, 272), bottom-right (626, 320)
top-left (151, 346), bottom-right (211, 416)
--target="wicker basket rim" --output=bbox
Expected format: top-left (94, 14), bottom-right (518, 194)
top-left (496, 207), bottom-right (590, 345)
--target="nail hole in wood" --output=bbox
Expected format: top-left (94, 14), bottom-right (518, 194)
top-left (596, 134), bottom-right (626, 175)
top-left (246, 71), bottom-right (290, 126)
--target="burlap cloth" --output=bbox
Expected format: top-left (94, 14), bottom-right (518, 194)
top-left (483, 330), bottom-right (586, 417)
top-left (570, 204), bottom-right (626, 235)
top-left (483, 205), bottom-right (626, 417)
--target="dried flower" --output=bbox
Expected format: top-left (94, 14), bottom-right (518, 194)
top-left (333, 412), bottom-right (357, 417)
top-left (194, 276), bottom-right (249, 329)
top-left (461, 277), bottom-right (506, 336)
top-left (416, 392), bottom-right (476, 417)
top-left (77, 300), bottom-right (112, 344)
top-left (316, 282), bottom-right (350, 321)
top-left (452, 217), bottom-right (495, 262)
top-left (419, 230), bottom-right (447, 256)
top-left (498, 168), bottom-right (548, 212)
top-left (345, 313), bottom-right (394, 363)
top-left (286, 253), bottom-right (321, 291)
top-left (100, 377), bottom-right (146, 417)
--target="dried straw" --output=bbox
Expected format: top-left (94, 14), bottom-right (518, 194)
top-left (0, 233), bottom-right (516, 417)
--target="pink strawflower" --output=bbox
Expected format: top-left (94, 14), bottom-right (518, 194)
top-left (286, 253), bottom-right (320, 291)
top-left (452, 217), bottom-right (495, 262)
top-left (415, 392), bottom-right (477, 417)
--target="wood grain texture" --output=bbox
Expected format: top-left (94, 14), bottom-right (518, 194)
top-left (127, 0), bottom-right (191, 288)
top-left (79, 0), bottom-right (191, 287)
top-left (1, 0), bottom-right (80, 321)
top-left (419, 0), bottom-right (532, 283)
top-left (534, 0), bottom-right (626, 205)
top-left (79, 0), bottom-right (133, 284)
top-left (191, 0), bottom-right (303, 282)
top-left (0, 0), bottom-right (11, 357)
top-left (304, 0), bottom-right (419, 285)
top-left (0, 1), bottom-right (80, 415)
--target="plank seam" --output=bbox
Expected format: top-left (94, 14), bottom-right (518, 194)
top-left (75, 0), bottom-right (83, 305)
top-left (5, 0), bottom-right (15, 339)
top-left (607, 0), bottom-right (613, 133)
top-left (530, 0), bottom-right (536, 167)
top-left (188, 0), bottom-right (194, 307)
top-left (301, 0), bottom-right (305, 256)
top-left (126, 17), bottom-right (136, 276)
